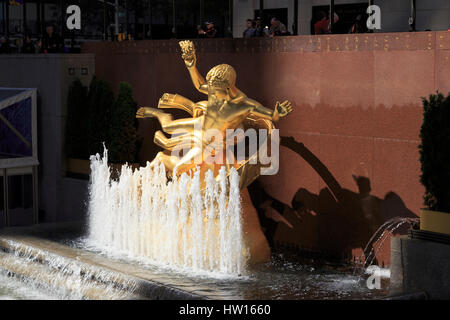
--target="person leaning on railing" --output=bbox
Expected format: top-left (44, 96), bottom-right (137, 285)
top-left (22, 35), bottom-right (36, 54)
top-left (269, 17), bottom-right (289, 37)
top-left (243, 19), bottom-right (257, 38)
top-left (314, 11), bottom-right (339, 35)
top-left (0, 37), bottom-right (11, 54)
top-left (198, 21), bottom-right (218, 38)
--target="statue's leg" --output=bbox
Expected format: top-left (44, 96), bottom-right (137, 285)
top-left (149, 151), bottom-right (178, 172)
top-left (160, 116), bottom-right (202, 135)
top-left (141, 108), bottom-right (203, 137)
top-left (173, 147), bottom-right (203, 175)
top-left (150, 148), bottom-right (202, 176)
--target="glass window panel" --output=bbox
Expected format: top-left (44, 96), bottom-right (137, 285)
top-left (0, 98), bottom-right (33, 158)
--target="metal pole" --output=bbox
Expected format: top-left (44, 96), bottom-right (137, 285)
top-left (172, 0), bottom-right (176, 38)
top-left (133, 0), bottom-right (137, 39)
top-left (103, 0), bottom-right (107, 40)
top-left (23, 0), bottom-right (27, 38)
top-left (125, 0), bottom-right (129, 38)
top-left (1, 1), bottom-right (4, 35)
top-left (199, 0), bottom-right (203, 27)
top-left (60, 0), bottom-right (64, 48)
top-left (259, 0), bottom-right (263, 22)
top-left (228, 0), bottom-right (232, 37)
top-left (148, 0), bottom-right (152, 39)
top-left (36, 0), bottom-right (40, 38)
top-left (114, 0), bottom-right (119, 38)
top-left (293, 0), bottom-right (298, 35)
top-left (5, 0), bottom-right (9, 38)
top-left (41, 0), bottom-right (45, 38)
top-left (3, 168), bottom-right (8, 227)
top-left (409, 0), bottom-right (416, 32)
top-left (329, 0), bottom-right (334, 34)
top-left (32, 166), bottom-right (38, 225)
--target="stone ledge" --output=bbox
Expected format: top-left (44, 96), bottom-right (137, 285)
top-left (390, 235), bottom-right (450, 299)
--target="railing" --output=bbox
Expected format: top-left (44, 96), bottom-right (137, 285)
top-left (1, 166), bottom-right (38, 227)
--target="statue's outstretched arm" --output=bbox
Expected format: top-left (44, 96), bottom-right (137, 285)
top-left (179, 41), bottom-right (208, 95)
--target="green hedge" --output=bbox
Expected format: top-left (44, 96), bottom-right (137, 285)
top-left (108, 82), bottom-right (141, 164)
top-left (66, 79), bottom-right (89, 159)
top-left (419, 92), bottom-right (450, 212)
top-left (66, 77), bottom-right (140, 164)
top-left (86, 77), bottom-right (115, 157)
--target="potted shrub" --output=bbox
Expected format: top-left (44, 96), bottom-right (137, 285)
top-left (86, 76), bottom-right (115, 157)
top-left (66, 78), bottom-right (141, 177)
top-left (419, 92), bottom-right (450, 235)
top-left (65, 79), bottom-right (90, 175)
top-left (107, 82), bottom-right (142, 178)
top-left (66, 77), bottom-right (115, 176)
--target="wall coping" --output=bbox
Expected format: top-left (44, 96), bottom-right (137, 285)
top-left (0, 54), bottom-right (95, 60)
top-left (82, 31), bottom-right (450, 55)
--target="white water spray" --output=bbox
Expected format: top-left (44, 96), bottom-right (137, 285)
top-left (87, 148), bottom-right (247, 276)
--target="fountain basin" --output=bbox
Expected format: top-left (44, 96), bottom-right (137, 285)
top-left (390, 235), bottom-right (450, 299)
top-left (0, 223), bottom-right (391, 300)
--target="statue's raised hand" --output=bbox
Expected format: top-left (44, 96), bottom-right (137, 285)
top-left (275, 100), bottom-right (293, 118)
top-left (179, 40), bottom-right (196, 68)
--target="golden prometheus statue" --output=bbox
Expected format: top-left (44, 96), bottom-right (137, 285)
top-left (136, 40), bottom-right (292, 263)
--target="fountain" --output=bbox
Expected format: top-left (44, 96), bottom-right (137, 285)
top-left (0, 40), bottom-right (392, 301)
top-left (86, 40), bottom-right (293, 276)
top-left (87, 148), bottom-right (245, 275)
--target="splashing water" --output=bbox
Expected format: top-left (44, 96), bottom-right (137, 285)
top-left (86, 148), bottom-right (247, 276)
top-left (354, 217), bottom-right (419, 274)
top-left (0, 240), bottom-right (136, 300)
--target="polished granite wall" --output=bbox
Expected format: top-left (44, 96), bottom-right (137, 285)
top-left (82, 31), bottom-right (450, 265)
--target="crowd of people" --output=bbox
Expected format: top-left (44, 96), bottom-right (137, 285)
top-left (313, 11), bottom-right (340, 35)
top-left (196, 16), bottom-right (291, 39)
top-left (0, 12), bottom-right (369, 54)
top-left (243, 17), bottom-right (290, 38)
top-left (313, 10), bottom-right (369, 35)
top-left (0, 25), bottom-right (66, 54)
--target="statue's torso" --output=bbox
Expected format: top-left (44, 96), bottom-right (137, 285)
top-left (202, 98), bottom-right (252, 134)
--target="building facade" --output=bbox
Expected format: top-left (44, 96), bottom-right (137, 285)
top-left (233, 0), bottom-right (450, 38)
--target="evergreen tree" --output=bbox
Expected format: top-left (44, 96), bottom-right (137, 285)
top-left (66, 79), bottom-right (89, 158)
top-left (108, 82), bottom-right (139, 163)
top-left (86, 77), bottom-right (115, 156)
top-left (419, 92), bottom-right (450, 212)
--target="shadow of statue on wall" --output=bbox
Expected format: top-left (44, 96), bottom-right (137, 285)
top-left (249, 136), bottom-right (417, 263)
